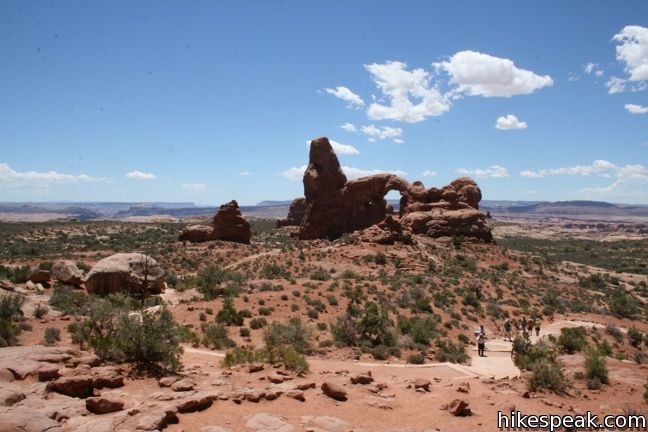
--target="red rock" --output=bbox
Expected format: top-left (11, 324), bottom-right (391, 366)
top-left (321, 381), bottom-right (347, 401)
top-left (47, 375), bottom-right (94, 398)
top-left (85, 253), bottom-right (165, 296)
top-left (350, 372), bottom-right (374, 385)
top-left (178, 225), bottom-right (216, 242)
top-left (51, 260), bottom-right (84, 286)
top-left (86, 396), bottom-right (124, 414)
top-left (276, 197), bottom-right (306, 227)
top-left (212, 200), bottom-right (251, 244)
top-left (448, 399), bottom-right (471, 416)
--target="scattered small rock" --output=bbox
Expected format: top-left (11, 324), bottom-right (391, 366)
top-left (86, 396), bottom-right (125, 414)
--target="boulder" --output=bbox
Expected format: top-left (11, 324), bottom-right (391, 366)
top-left (84, 253), bottom-right (165, 296)
top-left (92, 367), bottom-right (124, 388)
top-left (86, 396), bottom-right (124, 414)
top-left (276, 197), bottom-right (306, 227)
top-left (413, 378), bottom-right (431, 392)
top-left (0, 407), bottom-right (63, 432)
top-left (136, 405), bottom-right (178, 431)
top-left (51, 260), bottom-right (84, 286)
top-left (321, 381), bottom-right (347, 401)
top-left (47, 375), bottom-right (94, 398)
top-left (170, 378), bottom-right (194, 392)
top-left (212, 200), bottom-right (251, 244)
top-left (27, 270), bottom-right (50, 284)
top-left (350, 372), bottom-right (373, 385)
top-left (175, 392), bottom-right (215, 413)
top-left (178, 225), bottom-right (216, 243)
top-left (448, 399), bottom-right (471, 416)
top-left (245, 413), bottom-right (294, 432)
top-left (0, 387), bottom-right (25, 406)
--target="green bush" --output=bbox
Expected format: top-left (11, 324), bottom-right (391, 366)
top-left (585, 347), bottom-right (609, 384)
top-left (0, 293), bottom-right (24, 346)
top-left (528, 359), bottom-right (568, 393)
top-left (10, 265), bottom-right (30, 284)
top-left (49, 286), bottom-right (89, 316)
top-left (44, 327), bottom-right (61, 346)
top-left (201, 323), bottom-right (236, 349)
top-left (434, 340), bottom-right (469, 364)
top-left (628, 327), bottom-right (644, 348)
top-left (223, 345), bottom-right (309, 374)
top-left (216, 297), bottom-right (244, 326)
top-left (264, 318), bottom-right (312, 354)
top-left (608, 290), bottom-right (638, 318)
top-left (557, 327), bottom-right (587, 354)
top-left (196, 265), bottom-right (245, 300)
top-left (249, 317), bottom-right (267, 329)
top-left (115, 309), bottom-right (184, 372)
top-left (407, 352), bottom-right (425, 364)
top-left (33, 304), bottom-right (48, 319)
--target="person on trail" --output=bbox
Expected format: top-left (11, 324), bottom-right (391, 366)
top-left (520, 316), bottom-right (527, 334)
top-left (476, 330), bottom-right (486, 357)
top-left (534, 317), bottom-right (541, 337)
top-left (504, 318), bottom-right (513, 342)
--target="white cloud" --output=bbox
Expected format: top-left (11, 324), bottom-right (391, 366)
top-left (612, 26), bottom-right (648, 81)
top-left (360, 125), bottom-right (403, 140)
top-left (422, 170), bottom-right (437, 177)
top-left (436, 50), bottom-right (553, 97)
top-left (342, 166), bottom-right (407, 180)
top-left (126, 170), bottom-right (156, 180)
top-left (0, 163), bottom-right (97, 186)
top-left (239, 171), bottom-right (252, 176)
top-left (340, 122), bottom-right (357, 133)
top-left (519, 160), bottom-right (647, 180)
top-left (456, 165), bottom-right (509, 178)
top-left (325, 86), bottom-right (364, 107)
top-left (393, 138), bottom-right (404, 144)
top-left (305, 140), bottom-right (359, 155)
top-left (280, 165), bottom-right (405, 181)
top-left (279, 165), bottom-right (306, 181)
top-left (584, 62), bottom-right (604, 77)
top-left (181, 183), bottom-right (207, 193)
top-left (364, 61), bottom-right (450, 123)
top-left (625, 103), bottom-right (648, 114)
top-left (605, 76), bottom-right (627, 94)
top-left (495, 114), bottom-right (528, 130)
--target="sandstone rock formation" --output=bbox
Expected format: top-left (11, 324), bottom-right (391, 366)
top-left (286, 137), bottom-right (492, 242)
top-left (84, 253), bottom-right (165, 296)
top-left (51, 260), bottom-right (84, 286)
top-left (178, 200), bottom-right (251, 244)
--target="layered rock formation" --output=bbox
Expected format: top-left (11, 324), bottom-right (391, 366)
top-left (178, 200), bottom-right (251, 244)
top-left (283, 137), bottom-right (492, 242)
top-left (85, 253), bottom-right (165, 296)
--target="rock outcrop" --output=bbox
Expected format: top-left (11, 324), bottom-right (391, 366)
top-left (289, 137), bottom-right (492, 242)
top-left (178, 200), bottom-right (251, 244)
top-left (84, 253), bottom-right (165, 296)
top-left (51, 260), bottom-right (84, 286)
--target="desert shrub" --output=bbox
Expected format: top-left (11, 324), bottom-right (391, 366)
top-left (201, 323), bottom-right (236, 349)
top-left (196, 265), bottom-right (245, 300)
top-left (223, 345), bottom-right (309, 374)
top-left (261, 263), bottom-right (289, 279)
top-left (608, 290), bottom-right (638, 318)
top-left (115, 309), bottom-right (183, 372)
top-left (434, 339), bottom-right (469, 364)
top-left (43, 327), bottom-right (61, 346)
top-left (249, 317), bottom-right (267, 330)
top-left (606, 324), bottom-right (624, 343)
top-left (258, 307), bottom-right (272, 316)
top-left (49, 286), bottom-right (89, 316)
top-left (317, 322), bottom-right (327, 331)
top-left (239, 327), bottom-right (250, 337)
top-left (310, 270), bottom-right (330, 281)
top-left (199, 312), bottom-right (207, 322)
top-left (33, 304), bottom-right (48, 319)
top-left (584, 347), bottom-right (609, 384)
top-left (557, 326), bottom-right (587, 354)
top-left (407, 352), bottom-right (425, 364)
top-left (374, 253), bottom-right (387, 265)
top-left (587, 376), bottom-right (602, 390)
top-left (628, 327), bottom-right (644, 348)
top-left (68, 296), bottom-right (184, 372)
top-left (528, 360), bottom-right (568, 393)
top-left (513, 338), bottom-right (555, 371)
top-left (399, 314), bottom-right (439, 346)
top-left (10, 265), bottom-right (30, 284)
top-left (216, 297), bottom-right (244, 326)
top-left (0, 293), bottom-right (24, 346)
top-left (327, 295), bottom-right (338, 306)
top-left (597, 340), bottom-right (613, 357)
top-left (264, 317), bottom-right (312, 354)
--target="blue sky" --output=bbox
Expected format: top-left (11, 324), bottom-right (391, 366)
top-left (1, 1), bottom-right (647, 205)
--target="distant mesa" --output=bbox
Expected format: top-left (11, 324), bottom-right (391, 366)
top-left (276, 136), bottom-right (493, 243)
top-left (179, 200), bottom-right (251, 244)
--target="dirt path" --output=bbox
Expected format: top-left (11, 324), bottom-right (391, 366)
top-left (224, 249), bottom-right (282, 270)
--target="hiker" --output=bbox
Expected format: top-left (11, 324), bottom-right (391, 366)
top-left (534, 317), bottom-right (541, 337)
top-left (519, 316), bottom-right (527, 335)
top-left (476, 330), bottom-right (486, 357)
top-left (503, 318), bottom-right (513, 342)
